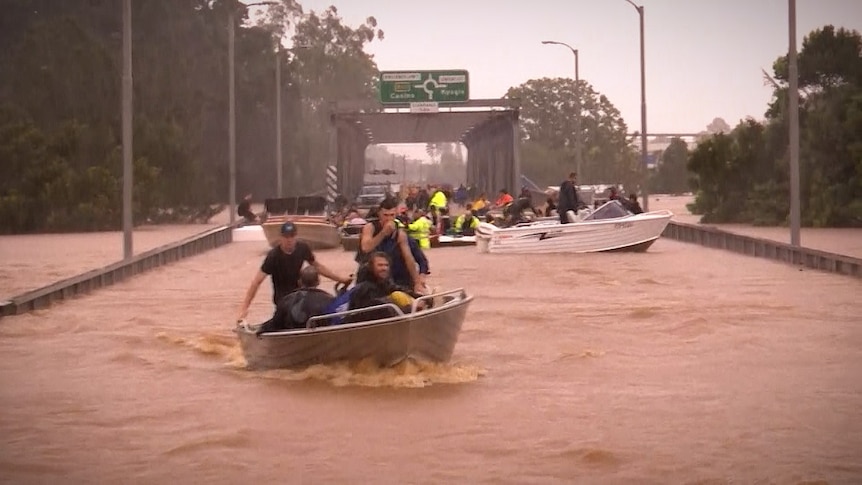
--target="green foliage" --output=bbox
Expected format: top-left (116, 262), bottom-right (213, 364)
top-left (505, 78), bottom-right (637, 188)
top-left (650, 138), bottom-right (691, 194)
top-left (0, 0), bottom-right (385, 233)
top-left (688, 24), bottom-right (862, 227)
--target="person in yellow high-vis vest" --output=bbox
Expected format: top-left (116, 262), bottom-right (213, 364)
top-left (453, 204), bottom-right (480, 236)
top-left (407, 209), bottom-right (433, 249)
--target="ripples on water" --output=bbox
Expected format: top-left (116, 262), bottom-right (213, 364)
top-left (1, 237), bottom-right (860, 484)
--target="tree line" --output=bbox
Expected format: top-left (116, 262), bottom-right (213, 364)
top-left (686, 26), bottom-right (862, 227)
top-left (0, 0), bottom-right (381, 233)
top-left (0, 1), bottom-right (857, 232)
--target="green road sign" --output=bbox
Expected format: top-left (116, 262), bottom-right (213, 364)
top-left (379, 70), bottom-right (469, 104)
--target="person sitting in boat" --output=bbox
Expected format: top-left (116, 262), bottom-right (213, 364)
top-left (472, 193), bottom-right (489, 216)
top-left (237, 193), bottom-right (259, 225)
top-left (254, 266), bottom-right (335, 334)
top-left (356, 198), bottom-right (424, 295)
top-left (407, 208), bottom-right (433, 249)
top-left (453, 204), bottom-right (479, 236)
top-left (347, 252), bottom-right (426, 322)
top-left (503, 193), bottom-right (539, 226)
top-left (237, 221), bottom-right (351, 323)
top-left (624, 193), bottom-right (644, 214)
top-left (493, 189), bottom-right (513, 209)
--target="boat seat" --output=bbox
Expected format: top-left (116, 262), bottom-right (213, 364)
top-left (566, 210), bottom-right (577, 223)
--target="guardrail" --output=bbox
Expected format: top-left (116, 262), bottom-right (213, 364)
top-left (662, 221), bottom-right (861, 279)
top-left (0, 225), bottom-right (234, 317)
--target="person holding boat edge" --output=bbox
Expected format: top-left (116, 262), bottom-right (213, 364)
top-left (347, 252), bottom-right (426, 322)
top-left (237, 221), bottom-right (351, 322)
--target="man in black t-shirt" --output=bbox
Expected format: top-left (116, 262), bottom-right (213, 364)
top-left (237, 221), bottom-right (351, 322)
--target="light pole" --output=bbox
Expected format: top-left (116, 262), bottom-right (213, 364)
top-left (625, 0), bottom-right (649, 212)
top-left (275, 42), bottom-right (283, 198)
top-left (542, 40), bottom-right (582, 181)
top-left (122, 0), bottom-right (133, 259)
top-left (228, 1), bottom-right (277, 225)
top-left (788, 0), bottom-right (801, 246)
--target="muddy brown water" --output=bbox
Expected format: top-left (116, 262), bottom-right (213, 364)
top-left (0, 197), bottom-right (860, 484)
top-left (0, 240), bottom-right (859, 483)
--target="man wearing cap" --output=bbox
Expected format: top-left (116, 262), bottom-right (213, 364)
top-left (237, 221), bottom-right (351, 322)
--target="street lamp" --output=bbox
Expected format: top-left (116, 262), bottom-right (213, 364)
top-left (228, 1), bottom-right (277, 225)
top-left (624, 0), bottom-right (649, 212)
top-left (275, 42), bottom-right (283, 198)
top-left (122, 0), bottom-right (133, 259)
top-left (542, 40), bottom-right (583, 181)
top-left (787, 0), bottom-right (801, 246)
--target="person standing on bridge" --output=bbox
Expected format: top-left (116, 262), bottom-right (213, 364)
top-left (237, 221), bottom-right (351, 322)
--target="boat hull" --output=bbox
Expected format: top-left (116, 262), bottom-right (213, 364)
top-left (262, 215), bottom-right (341, 250)
top-left (475, 210), bottom-right (673, 254)
top-left (235, 290), bottom-right (472, 370)
top-left (436, 235), bottom-right (476, 247)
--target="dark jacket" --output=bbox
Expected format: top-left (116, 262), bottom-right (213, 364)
top-left (558, 180), bottom-right (580, 211)
top-left (256, 287), bottom-right (334, 334)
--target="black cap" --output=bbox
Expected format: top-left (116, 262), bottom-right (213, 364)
top-left (280, 222), bottom-right (297, 236)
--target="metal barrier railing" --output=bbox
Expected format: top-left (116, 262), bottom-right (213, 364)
top-left (662, 221), bottom-right (861, 279)
top-left (0, 225), bottom-right (234, 317)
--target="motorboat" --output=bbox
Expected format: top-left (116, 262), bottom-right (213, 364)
top-left (261, 196), bottom-right (341, 250)
top-left (234, 288), bottom-right (473, 370)
top-left (475, 200), bottom-right (673, 254)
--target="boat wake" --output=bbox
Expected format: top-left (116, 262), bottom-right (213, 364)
top-left (159, 331), bottom-right (485, 388)
top-left (249, 358), bottom-right (486, 388)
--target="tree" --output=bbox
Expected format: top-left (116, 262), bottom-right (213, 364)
top-left (266, 6), bottom-right (383, 195)
top-left (505, 77), bottom-right (636, 188)
top-left (651, 138), bottom-right (691, 195)
top-left (688, 25), bottom-right (862, 227)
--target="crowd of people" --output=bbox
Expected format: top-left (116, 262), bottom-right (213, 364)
top-left (238, 174), bottom-right (645, 333)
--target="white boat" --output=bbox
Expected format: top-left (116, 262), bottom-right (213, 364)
top-left (475, 201), bottom-right (673, 254)
top-left (260, 196), bottom-right (341, 250)
top-left (234, 288), bottom-right (473, 370)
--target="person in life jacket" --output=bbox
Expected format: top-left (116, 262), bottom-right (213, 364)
top-left (356, 197), bottom-right (424, 295)
top-left (407, 208), bottom-right (433, 249)
top-left (453, 204), bottom-right (480, 236)
top-left (345, 252), bottom-right (426, 323)
top-left (428, 187), bottom-right (448, 213)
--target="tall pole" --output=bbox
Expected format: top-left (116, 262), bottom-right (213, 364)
top-left (275, 43), bottom-right (283, 198)
top-left (574, 49), bottom-right (582, 183)
top-left (788, 0), bottom-right (801, 246)
top-left (228, 10), bottom-right (237, 225)
top-left (122, 0), bottom-right (133, 259)
top-left (626, 0), bottom-right (649, 212)
top-left (541, 40), bottom-right (582, 181)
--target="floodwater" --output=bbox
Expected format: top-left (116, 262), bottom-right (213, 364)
top-left (1, 201), bottom-right (861, 484)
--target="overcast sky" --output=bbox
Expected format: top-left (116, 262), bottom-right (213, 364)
top-left (267, 0), bottom-right (862, 159)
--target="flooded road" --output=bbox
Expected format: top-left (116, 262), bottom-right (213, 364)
top-left (1, 234), bottom-right (860, 484)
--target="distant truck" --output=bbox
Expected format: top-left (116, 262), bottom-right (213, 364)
top-left (355, 184), bottom-right (389, 209)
